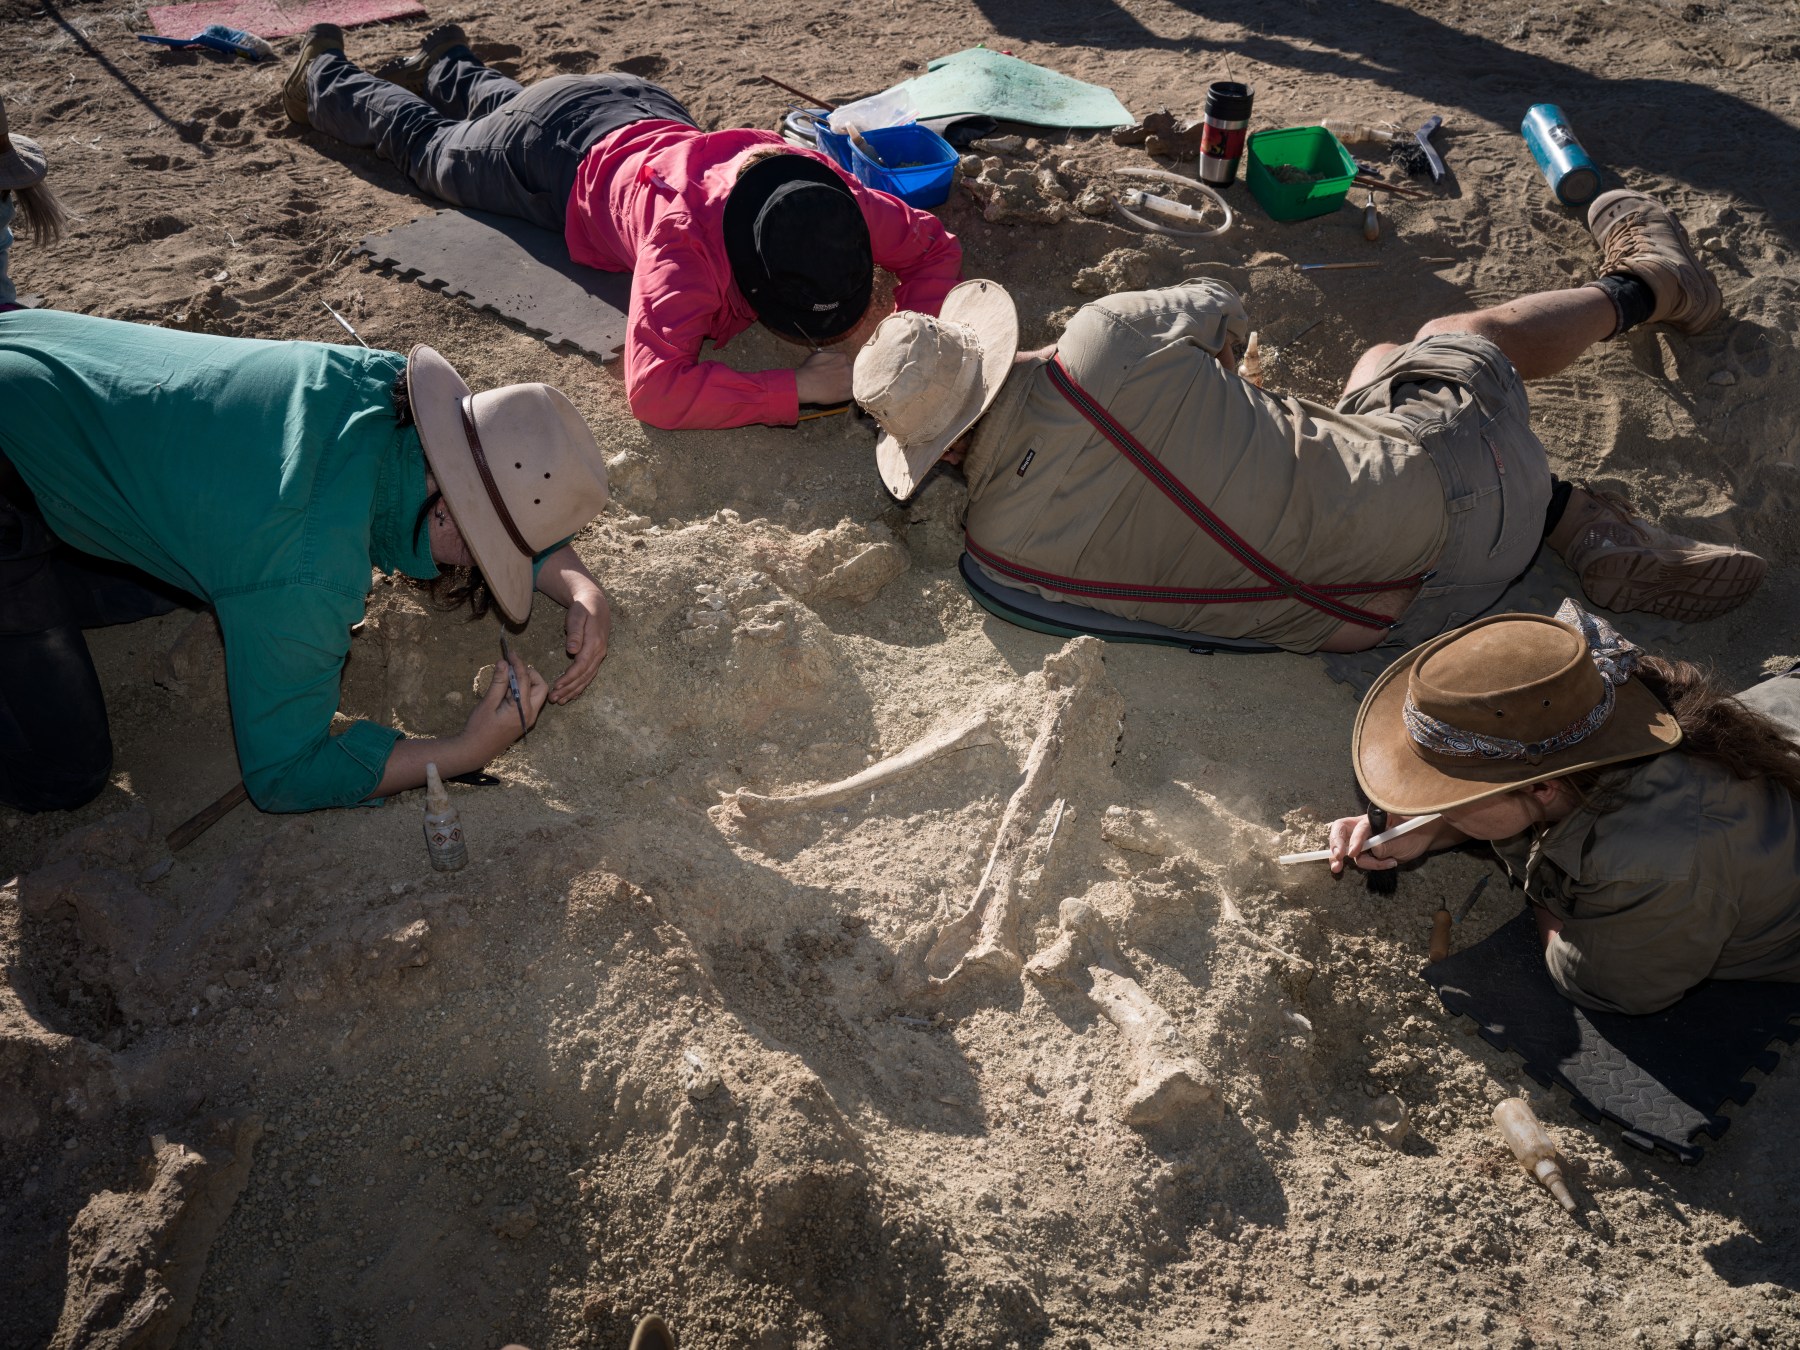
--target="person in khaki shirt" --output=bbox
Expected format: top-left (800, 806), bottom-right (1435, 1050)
top-left (850, 190), bottom-right (1766, 653)
top-left (1328, 604), bottom-right (1800, 1014)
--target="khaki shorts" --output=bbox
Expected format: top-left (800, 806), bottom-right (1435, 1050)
top-left (1336, 333), bottom-right (1553, 649)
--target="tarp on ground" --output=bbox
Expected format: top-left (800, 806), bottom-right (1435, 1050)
top-left (897, 48), bottom-right (1132, 130)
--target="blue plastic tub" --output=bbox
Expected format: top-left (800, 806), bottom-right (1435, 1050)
top-left (848, 124), bottom-right (957, 209)
top-left (806, 120), bottom-right (956, 210)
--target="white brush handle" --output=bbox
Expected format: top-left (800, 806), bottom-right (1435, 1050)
top-left (1278, 812), bottom-right (1442, 865)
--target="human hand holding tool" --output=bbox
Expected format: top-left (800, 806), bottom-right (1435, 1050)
top-left (499, 632), bottom-right (528, 735)
top-left (1280, 811), bottom-right (1446, 868)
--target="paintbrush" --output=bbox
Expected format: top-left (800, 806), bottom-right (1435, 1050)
top-left (499, 632), bottom-right (527, 735)
top-left (1278, 812), bottom-right (1442, 865)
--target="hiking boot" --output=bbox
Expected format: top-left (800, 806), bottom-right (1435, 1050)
top-left (1587, 189), bottom-right (1723, 334)
top-left (1553, 487), bottom-right (1766, 623)
top-left (375, 23), bottom-right (469, 95)
top-left (283, 23), bottom-right (344, 128)
top-left (628, 1315), bottom-right (675, 1350)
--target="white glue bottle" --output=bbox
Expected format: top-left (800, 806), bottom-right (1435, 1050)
top-left (422, 762), bottom-right (468, 872)
top-left (1492, 1098), bottom-right (1577, 1212)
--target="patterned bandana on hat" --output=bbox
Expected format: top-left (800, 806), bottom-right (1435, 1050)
top-left (1402, 600), bottom-right (1642, 764)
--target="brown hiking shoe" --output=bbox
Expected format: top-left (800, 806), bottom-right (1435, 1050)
top-left (628, 1315), bottom-right (675, 1350)
top-left (283, 23), bottom-right (344, 128)
top-left (376, 23), bottom-right (469, 95)
top-left (1587, 189), bottom-right (1723, 334)
top-left (1557, 489), bottom-right (1766, 623)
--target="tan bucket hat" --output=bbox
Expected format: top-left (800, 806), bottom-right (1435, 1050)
top-left (853, 278), bottom-right (1018, 501)
top-left (1353, 606), bottom-right (1681, 816)
top-left (406, 345), bottom-right (609, 625)
top-left (0, 94), bottom-right (49, 192)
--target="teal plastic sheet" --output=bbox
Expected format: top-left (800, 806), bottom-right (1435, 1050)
top-left (898, 48), bottom-right (1133, 130)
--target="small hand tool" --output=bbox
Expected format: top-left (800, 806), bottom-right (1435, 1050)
top-left (1413, 114), bottom-right (1446, 182)
top-left (499, 632), bottom-right (527, 735)
top-left (1453, 872), bottom-right (1491, 923)
top-left (1362, 190), bottom-right (1380, 242)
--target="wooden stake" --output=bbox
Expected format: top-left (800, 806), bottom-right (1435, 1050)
top-left (166, 780), bottom-right (249, 853)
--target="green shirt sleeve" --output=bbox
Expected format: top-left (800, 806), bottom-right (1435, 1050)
top-left (214, 584), bottom-right (403, 812)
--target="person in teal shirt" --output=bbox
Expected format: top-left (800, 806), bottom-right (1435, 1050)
top-left (0, 309), bottom-right (613, 813)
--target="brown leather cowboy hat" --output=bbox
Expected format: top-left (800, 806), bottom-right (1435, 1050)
top-left (1353, 610), bottom-right (1681, 816)
top-left (406, 346), bottom-right (609, 624)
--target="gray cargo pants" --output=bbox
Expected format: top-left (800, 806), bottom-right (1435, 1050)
top-left (305, 47), bottom-right (695, 231)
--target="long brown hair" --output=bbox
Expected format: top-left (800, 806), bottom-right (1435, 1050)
top-left (1562, 655), bottom-right (1800, 809)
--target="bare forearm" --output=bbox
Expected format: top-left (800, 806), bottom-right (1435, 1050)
top-left (534, 544), bottom-right (604, 607)
top-left (373, 735), bottom-right (492, 799)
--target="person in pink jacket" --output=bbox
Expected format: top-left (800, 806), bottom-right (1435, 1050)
top-left (284, 23), bottom-right (963, 430)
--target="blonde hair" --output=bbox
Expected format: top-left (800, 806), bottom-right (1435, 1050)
top-left (15, 180), bottom-right (68, 247)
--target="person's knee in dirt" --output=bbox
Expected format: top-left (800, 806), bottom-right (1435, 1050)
top-left (0, 92), bottom-right (69, 313)
top-left (280, 26), bottom-right (961, 431)
top-left (0, 312), bottom-right (615, 814)
top-left (1323, 604), bottom-right (1800, 1015)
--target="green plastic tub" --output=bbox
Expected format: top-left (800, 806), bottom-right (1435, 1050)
top-left (1246, 126), bottom-right (1357, 221)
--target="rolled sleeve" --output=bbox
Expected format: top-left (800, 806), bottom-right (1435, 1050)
top-left (214, 584), bottom-right (402, 812)
top-left (623, 224), bottom-right (799, 430)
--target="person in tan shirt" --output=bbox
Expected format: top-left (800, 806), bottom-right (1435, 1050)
top-left (1327, 605), bottom-right (1800, 1014)
top-left (851, 190), bottom-right (1766, 653)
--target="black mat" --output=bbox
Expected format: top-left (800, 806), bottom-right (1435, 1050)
top-left (1425, 909), bottom-right (1800, 1162)
top-left (356, 210), bottom-right (630, 363)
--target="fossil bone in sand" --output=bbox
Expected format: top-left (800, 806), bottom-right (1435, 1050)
top-left (1027, 897), bottom-right (1217, 1128)
top-left (925, 639), bottom-right (1115, 993)
top-left (728, 710), bottom-right (997, 818)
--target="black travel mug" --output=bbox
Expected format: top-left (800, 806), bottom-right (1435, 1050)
top-left (1198, 81), bottom-right (1254, 187)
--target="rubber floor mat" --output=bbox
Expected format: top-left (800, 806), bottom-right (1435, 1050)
top-left (1425, 909), bottom-right (1800, 1162)
top-left (357, 210), bottom-right (629, 364)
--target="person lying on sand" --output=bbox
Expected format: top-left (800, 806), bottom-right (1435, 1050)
top-left (1324, 605), bottom-right (1800, 1014)
top-left (0, 92), bottom-right (68, 314)
top-left (853, 191), bottom-right (1765, 654)
top-left (0, 310), bottom-right (612, 814)
top-left (282, 24), bottom-right (963, 431)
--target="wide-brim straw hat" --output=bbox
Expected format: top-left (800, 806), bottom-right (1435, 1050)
top-left (854, 278), bottom-right (1018, 501)
top-left (406, 346), bottom-right (609, 624)
top-left (1353, 610), bottom-right (1681, 816)
top-left (0, 94), bottom-right (49, 192)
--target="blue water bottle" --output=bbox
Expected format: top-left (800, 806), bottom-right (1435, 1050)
top-left (1521, 104), bottom-right (1601, 208)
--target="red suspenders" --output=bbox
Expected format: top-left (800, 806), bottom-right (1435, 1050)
top-left (964, 357), bottom-right (1424, 631)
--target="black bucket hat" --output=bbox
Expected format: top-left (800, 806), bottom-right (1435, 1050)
top-left (723, 153), bottom-right (873, 343)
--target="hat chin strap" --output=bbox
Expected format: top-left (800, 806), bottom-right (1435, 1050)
top-left (458, 396), bottom-right (535, 559)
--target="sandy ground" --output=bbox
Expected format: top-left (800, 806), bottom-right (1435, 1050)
top-left (4, 0), bottom-right (1800, 1345)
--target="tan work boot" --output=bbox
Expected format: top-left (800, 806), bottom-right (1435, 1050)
top-left (1587, 189), bottom-right (1723, 334)
top-left (376, 23), bottom-right (469, 96)
top-left (1551, 487), bottom-right (1766, 623)
top-left (283, 23), bottom-right (344, 128)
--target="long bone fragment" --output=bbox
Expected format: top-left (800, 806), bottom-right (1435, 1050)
top-left (1026, 897), bottom-right (1216, 1128)
top-left (729, 710), bottom-right (996, 818)
top-left (924, 639), bottom-right (1110, 991)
